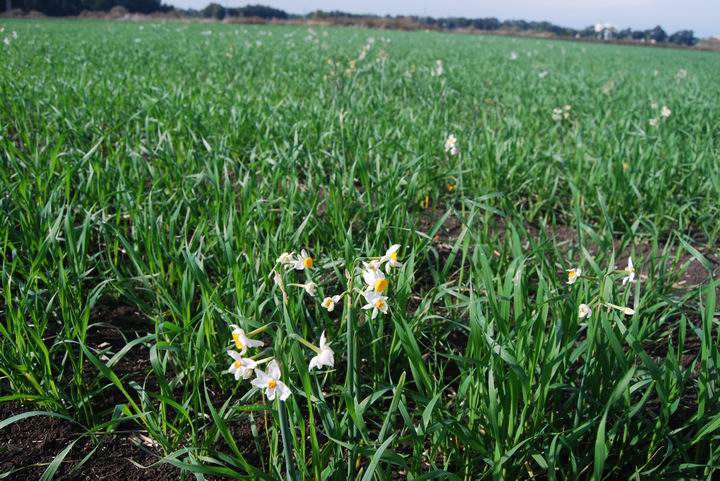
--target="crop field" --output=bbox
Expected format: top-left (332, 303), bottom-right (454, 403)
top-left (1, 19), bottom-right (719, 480)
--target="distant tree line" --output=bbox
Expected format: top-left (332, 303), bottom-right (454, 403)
top-left (2, 1), bottom-right (699, 46)
top-left (4, 0), bottom-right (169, 15)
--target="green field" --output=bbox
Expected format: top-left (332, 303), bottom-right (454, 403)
top-left (1, 19), bottom-right (719, 480)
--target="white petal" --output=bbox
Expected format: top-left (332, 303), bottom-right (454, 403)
top-left (332, 295), bottom-right (341, 303)
top-left (276, 382), bottom-right (291, 401)
top-left (234, 369), bottom-right (243, 381)
top-left (319, 331), bottom-right (326, 349)
top-left (308, 355), bottom-right (319, 371)
top-left (267, 360), bottom-right (281, 379)
top-left (266, 386), bottom-right (276, 400)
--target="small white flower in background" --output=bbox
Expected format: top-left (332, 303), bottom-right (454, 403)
top-left (650, 101), bottom-right (658, 110)
top-left (294, 249), bottom-right (314, 270)
top-left (380, 244), bottom-right (402, 271)
top-left (675, 68), bottom-right (687, 80)
top-left (2, 37), bottom-right (9, 47)
top-left (510, 51), bottom-right (518, 60)
top-left (444, 134), bottom-right (459, 156)
top-left (552, 107), bottom-right (564, 122)
top-left (431, 59), bottom-right (444, 77)
top-left (231, 325), bottom-right (264, 355)
top-left (649, 118), bottom-right (659, 127)
top-left (227, 350), bottom-right (257, 380)
top-left (562, 105), bottom-right (571, 119)
top-left (622, 257), bottom-right (636, 286)
top-left (578, 304), bottom-right (592, 319)
top-left (660, 106), bottom-right (671, 118)
top-left (566, 267), bottom-right (581, 285)
top-left (308, 331), bottom-right (334, 370)
top-left (321, 294), bottom-right (341, 312)
top-left (363, 266), bottom-right (389, 293)
top-left (362, 291), bottom-right (389, 320)
top-left (11, 31), bottom-right (17, 39)
top-left (276, 251), bottom-right (295, 268)
top-left (538, 70), bottom-right (549, 79)
top-left (251, 360), bottom-right (291, 401)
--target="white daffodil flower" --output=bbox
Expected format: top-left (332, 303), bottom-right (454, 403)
top-left (321, 294), bottom-right (342, 312)
top-left (294, 249), bottom-right (314, 270)
top-left (649, 118), bottom-right (659, 127)
top-left (380, 244), bottom-right (402, 271)
top-left (251, 360), bottom-right (291, 401)
top-left (231, 325), bottom-right (264, 355)
top-left (660, 106), bottom-right (671, 118)
top-left (622, 257), bottom-right (636, 286)
top-left (227, 350), bottom-right (257, 380)
top-left (444, 134), bottom-right (459, 156)
top-left (363, 266), bottom-right (389, 293)
top-left (566, 267), bottom-right (581, 285)
top-left (362, 291), bottom-right (389, 320)
top-left (308, 331), bottom-right (334, 371)
top-left (578, 304), bottom-right (592, 319)
top-left (276, 252), bottom-right (295, 268)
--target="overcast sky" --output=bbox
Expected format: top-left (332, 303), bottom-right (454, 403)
top-left (163, 0), bottom-right (719, 37)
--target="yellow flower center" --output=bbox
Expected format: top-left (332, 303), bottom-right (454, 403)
top-left (389, 252), bottom-right (398, 262)
top-left (303, 257), bottom-right (314, 269)
top-left (233, 360), bottom-right (242, 369)
top-left (322, 299), bottom-right (332, 308)
top-left (232, 333), bottom-right (244, 351)
top-left (447, 184), bottom-right (456, 192)
top-left (374, 278), bottom-right (388, 292)
top-left (374, 299), bottom-right (386, 309)
top-left (268, 379), bottom-right (278, 390)
top-left (568, 270), bottom-right (577, 280)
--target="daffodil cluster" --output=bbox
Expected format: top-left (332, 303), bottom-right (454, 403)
top-left (567, 256), bottom-right (637, 319)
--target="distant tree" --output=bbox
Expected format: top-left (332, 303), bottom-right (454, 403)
top-left (648, 25), bottom-right (667, 42)
top-left (237, 4), bottom-right (287, 19)
top-left (669, 30), bottom-right (697, 46)
top-left (202, 2), bottom-right (224, 19)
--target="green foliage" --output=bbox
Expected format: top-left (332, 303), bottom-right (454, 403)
top-left (0, 20), bottom-right (719, 479)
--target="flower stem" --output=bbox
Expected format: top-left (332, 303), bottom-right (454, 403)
top-left (278, 400), bottom-right (296, 481)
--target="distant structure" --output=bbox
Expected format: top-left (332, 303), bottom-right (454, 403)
top-left (594, 23), bottom-right (617, 41)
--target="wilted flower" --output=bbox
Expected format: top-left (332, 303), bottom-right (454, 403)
top-left (607, 303), bottom-right (635, 316)
top-left (227, 350), bottom-right (257, 380)
top-left (251, 360), bottom-right (291, 401)
top-left (380, 244), bottom-right (402, 271)
top-left (578, 304), bottom-right (592, 319)
top-left (231, 325), bottom-right (264, 355)
top-left (444, 134), bottom-right (459, 156)
top-left (660, 106), bottom-right (671, 118)
top-left (363, 266), bottom-right (389, 293)
top-left (321, 294), bottom-right (342, 312)
top-left (362, 291), bottom-right (389, 319)
top-left (622, 257), bottom-right (636, 286)
top-left (566, 267), bottom-right (581, 285)
top-left (294, 249), bottom-right (314, 270)
top-left (276, 252), bottom-right (295, 268)
top-left (308, 331), bottom-right (334, 370)
top-left (302, 282), bottom-right (317, 296)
